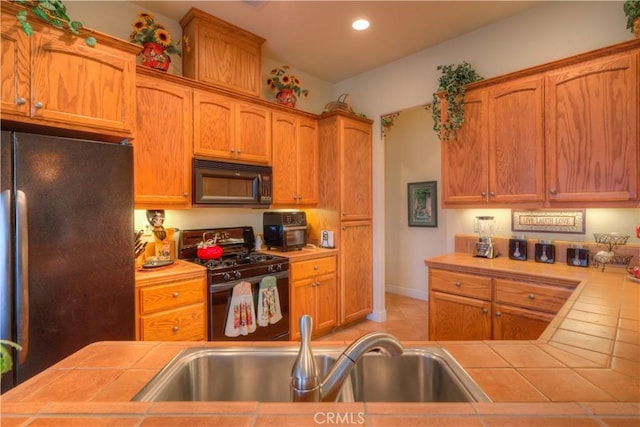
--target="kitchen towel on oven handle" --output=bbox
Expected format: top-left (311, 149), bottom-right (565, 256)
top-left (257, 276), bottom-right (282, 326)
top-left (224, 281), bottom-right (257, 337)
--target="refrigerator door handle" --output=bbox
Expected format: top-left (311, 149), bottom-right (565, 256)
top-left (0, 190), bottom-right (12, 346)
top-left (15, 190), bottom-right (29, 362)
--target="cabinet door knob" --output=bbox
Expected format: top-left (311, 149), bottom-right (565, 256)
top-left (528, 293), bottom-right (535, 300)
top-left (237, 149), bottom-right (242, 154)
top-left (549, 187), bottom-right (557, 195)
top-left (454, 281), bottom-right (462, 287)
top-left (489, 191), bottom-right (495, 197)
top-left (172, 292), bottom-right (179, 298)
top-left (495, 311), bottom-right (502, 317)
top-left (313, 265), bottom-right (319, 270)
top-left (481, 191), bottom-right (487, 197)
top-left (342, 212), bottom-right (347, 217)
top-left (172, 326), bottom-right (179, 332)
top-left (342, 226), bottom-right (346, 231)
top-left (15, 97), bottom-right (26, 106)
top-left (482, 308), bottom-right (488, 314)
top-left (34, 101), bottom-right (43, 109)
top-left (183, 192), bottom-right (188, 197)
top-left (230, 149), bottom-right (235, 154)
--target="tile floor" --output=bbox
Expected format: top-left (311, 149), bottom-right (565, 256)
top-left (316, 292), bottom-right (429, 342)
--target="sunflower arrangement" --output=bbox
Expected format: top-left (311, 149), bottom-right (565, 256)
top-left (266, 65), bottom-right (309, 97)
top-left (129, 12), bottom-right (181, 56)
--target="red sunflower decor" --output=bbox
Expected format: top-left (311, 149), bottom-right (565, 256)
top-left (129, 12), bottom-right (182, 72)
top-left (267, 65), bottom-right (309, 108)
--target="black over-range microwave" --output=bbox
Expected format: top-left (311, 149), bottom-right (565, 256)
top-left (193, 158), bottom-right (272, 207)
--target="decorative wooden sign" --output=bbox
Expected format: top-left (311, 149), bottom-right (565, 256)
top-left (511, 209), bottom-right (586, 234)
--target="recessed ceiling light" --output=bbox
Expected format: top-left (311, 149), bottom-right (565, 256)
top-left (352, 19), bottom-right (370, 31)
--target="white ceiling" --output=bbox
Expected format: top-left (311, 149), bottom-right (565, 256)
top-left (132, 1), bottom-right (541, 83)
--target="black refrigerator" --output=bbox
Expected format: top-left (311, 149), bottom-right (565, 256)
top-left (1, 131), bottom-right (135, 393)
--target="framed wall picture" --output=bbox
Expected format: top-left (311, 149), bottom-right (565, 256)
top-left (408, 181), bottom-right (437, 227)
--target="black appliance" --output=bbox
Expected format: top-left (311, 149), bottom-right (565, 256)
top-left (1, 132), bottom-right (135, 393)
top-left (179, 226), bottom-right (289, 341)
top-left (263, 211), bottom-right (307, 252)
top-left (192, 158), bottom-right (272, 207)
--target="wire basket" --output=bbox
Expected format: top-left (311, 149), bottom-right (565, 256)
top-left (323, 93), bottom-right (353, 113)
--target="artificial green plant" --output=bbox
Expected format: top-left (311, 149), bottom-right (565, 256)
top-left (431, 61), bottom-right (483, 141)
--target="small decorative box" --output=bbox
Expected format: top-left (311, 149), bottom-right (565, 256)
top-left (567, 246), bottom-right (589, 267)
top-left (508, 236), bottom-right (527, 261)
top-left (534, 240), bottom-right (555, 264)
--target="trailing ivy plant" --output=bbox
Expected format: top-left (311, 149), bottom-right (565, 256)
top-left (431, 61), bottom-right (483, 141)
top-left (11, 0), bottom-right (96, 46)
top-left (0, 340), bottom-right (22, 375)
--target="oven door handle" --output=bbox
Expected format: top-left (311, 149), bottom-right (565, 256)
top-left (210, 270), bottom-right (289, 293)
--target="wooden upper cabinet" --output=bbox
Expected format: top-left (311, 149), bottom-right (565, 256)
top-left (441, 90), bottom-right (489, 205)
top-left (271, 111), bottom-right (318, 205)
top-left (194, 91), bottom-right (271, 164)
top-left (1, 4), bottom-right (136, 140)
top-left (181, 7), bottom-right (265, 97)
top-left (134, 73), bottom-right (193, 208)
top-left (235, 102), bottom-right (271, 164)
top-left (488, 76), bottom-right (545, 204)
top-left (442, 77), bottom-right (545, 207)
top-left (545, 51), bottom-right (638, 204)
top-left (340, 117), bottom-right (372, 220)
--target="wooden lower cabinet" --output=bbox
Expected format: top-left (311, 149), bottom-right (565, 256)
top-left (429, 292), bottom-right (491, 340)
top-left (136, 263), bottom-right (207, 341)
top-left (428, 267), bottom-right (573, 341)
top-left (493, 303), bottom-right (554, 340)
top-left (290, 254), bottom-right (337, 340)
top-left (340, 221), bottom-right (373, 324)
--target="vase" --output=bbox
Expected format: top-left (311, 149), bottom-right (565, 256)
top-left (139, 42), bottom-right (171, 71)
top-left (634, 17), bottom-right (640, 38)
top-left (276, 88), bottom-right (297, 108)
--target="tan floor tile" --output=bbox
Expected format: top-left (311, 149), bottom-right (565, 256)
top-left (518, 368), bottom-right (615, 402)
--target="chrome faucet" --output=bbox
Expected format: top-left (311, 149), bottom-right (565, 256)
top-left (291, 315), bottom-right (404, 402)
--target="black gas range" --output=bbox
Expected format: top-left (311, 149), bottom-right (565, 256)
top-left (179, 226), bottom-right (290, 341)
top-left (179, 226), bottom-right (289, 286)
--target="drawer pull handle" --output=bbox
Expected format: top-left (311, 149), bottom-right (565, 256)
top-left (34, 101), bottom-right (43, 109)
top-left (495, 311), bottom-right (502, 317)
top-left (528, 294), bottom-right (535, 300)
top-left (173, 292), bottom-right (179, 298)
top-left (482, 308), bottom-right (488, 314)
top-left (172, 326), bottom-right (179, 332)
top-left (314, 265), bottom-right (319, 270)
top-left (454, 281), bottom-right (462, 287)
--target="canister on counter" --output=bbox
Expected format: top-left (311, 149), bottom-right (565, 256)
top-left (508, 235), bottom-right (528, 261)
top-left (534, 240), bottom-right (555, 264)
top-left (567, 245), bottom-right (589, 267)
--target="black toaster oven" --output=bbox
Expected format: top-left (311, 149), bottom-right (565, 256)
top-left (263, 211), bottom-right (307, 252)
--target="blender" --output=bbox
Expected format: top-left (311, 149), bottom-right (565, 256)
top-left (473, 216), bottom-right (498, 258)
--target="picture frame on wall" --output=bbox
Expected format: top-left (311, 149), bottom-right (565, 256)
top-left (408, 181), bottom-right (437, 227)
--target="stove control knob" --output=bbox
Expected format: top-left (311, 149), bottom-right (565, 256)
top-left (234, 271), bottom-right (242, 280)
top-left (267, 265), bottom-right (275, 273)
top-left (223, 273), bottom-right (231, 281)
top-left (276, 263), bottom-right (283, 272)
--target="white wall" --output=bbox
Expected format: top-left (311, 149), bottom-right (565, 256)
top-left (334, 1), bottom-right (634, 316)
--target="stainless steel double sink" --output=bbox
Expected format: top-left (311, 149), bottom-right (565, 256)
top-left (133, 346), bottom-right (490, 403)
